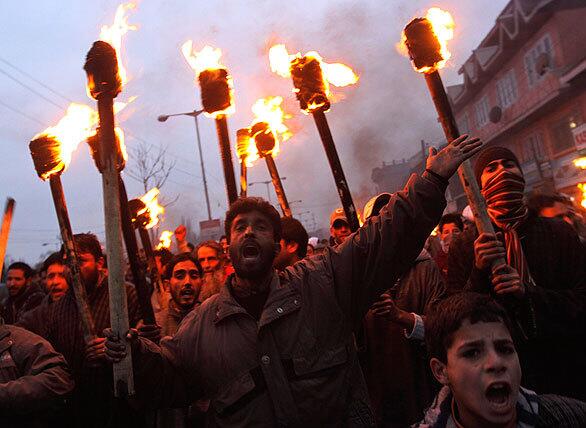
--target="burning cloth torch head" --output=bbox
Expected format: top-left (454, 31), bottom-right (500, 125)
top-left (291, 55), bottom-right (331, 113)
top-left (87, 128), bottom-right (127, 172)
top-left (128, 198), bottom-right (150, 229)
top-left (199, 68), bottom-right (232, 115)
top-left (403, 18), bottom-right (443, 71)
top-left (84, 40), bottom-right (122, 100)
top-left (251, 122), bottom-right (276, 157)
top-left (29, 136), bottom-right (65, 180)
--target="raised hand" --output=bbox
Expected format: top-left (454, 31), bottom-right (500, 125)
top-left (474, 233), bottom-right (506, 271)
top-left (103, 328), bottom-right (138, 363)
top-left (174, 224), bottom-right (187, 243)
top-left (426, 134), bottom-right (483, 180)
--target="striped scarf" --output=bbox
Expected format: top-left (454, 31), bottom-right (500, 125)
top-left (481, 169), bottom-right (531, 283)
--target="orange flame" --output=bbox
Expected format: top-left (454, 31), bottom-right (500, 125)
top-left (99, 2), bottom-right (137, 86)
top-left (399, 7), bottom-right (455, 73)
top-left (156, 230), bottom-right (173, 250)
top-left (574, 157), bottom-right (586, 170)
top-left (245, 96), bottom-right (292, 163)
top-left (138, 187), bottom-right (164, 229)
top-left (33, 103), bottom-right (99, 177)
top-left (579, 183), bottom-right (586, 209)
top-left (181, 41), bottom-right (235, 118)
top-left (269, 44), bottom-right (359, 87)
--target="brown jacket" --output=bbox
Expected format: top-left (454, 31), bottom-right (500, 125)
top-left (0, 324), bottom-right (74, 427)
top-left (131, 172), bottom-right (447, 427)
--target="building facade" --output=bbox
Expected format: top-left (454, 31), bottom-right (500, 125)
top-left (447, 0), bottom-right (586, 206)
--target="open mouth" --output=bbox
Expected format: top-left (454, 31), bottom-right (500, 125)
top-left (485, 382), bottom-right (512, 409)
top-left (242, 242), bottom-right (261, 259)
top-left (180, 288), bottom-right (195, 297)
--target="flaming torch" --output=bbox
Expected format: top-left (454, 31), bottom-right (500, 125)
top-left (182, 42), bottom-right (238, 205)
top-left (156, 230), bottom-right (173, 250)
top-left (0, 198), bottom-right (15, 295)
top-left (248, 96), bottom-right (293, 217)
top-left (401, 9), bottom-right (505, 272)
top-left (236, 128), bottom-right (252, 197)
top-left (128, 188), bottom-right (165, 300)
top-left (28, 104), bottom-right (98, 343)
top-left (269, 44), bottom-right (360, 230)
top-left (83, 2), bottom-right (136, 397)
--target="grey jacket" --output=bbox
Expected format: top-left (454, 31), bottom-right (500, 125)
top-left (131, 172), bottom-right (447, 427)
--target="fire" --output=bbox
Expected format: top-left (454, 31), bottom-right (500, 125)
top-left (574, 157), bottom-right (586, 169)
top-left (181, 41), bottom-right (235, 118)
top-left (138, 187), bottom-right (164, 229)
top-left (269, 44), bottom-right (358, 87)
top-left (156, 230), bottom-right (173, 250)
top-left (32, 103), bottom-right (99, 177)
top-left (99, 2), bottom-right (137, 85)
top-left (248, 96), bottom-right (292, 160)
top-left (236, 130), bottom-right (258, 167)
top-left (400, 7), bottom-right (455, 73)
top-left (579, 183), bottom-right (586, 209)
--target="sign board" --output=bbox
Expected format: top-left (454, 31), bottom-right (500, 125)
top-left (572, 123), bottom-right (586, 149)
top-left (199, 219), bottom-right (222, 242)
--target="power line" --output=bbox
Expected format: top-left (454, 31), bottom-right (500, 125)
top-left (0, 67), bottom-right (65, 110)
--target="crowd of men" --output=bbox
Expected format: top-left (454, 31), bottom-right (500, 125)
top-left (1, 138), bottom-right (586, 427)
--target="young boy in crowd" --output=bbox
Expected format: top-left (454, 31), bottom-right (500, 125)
top-left (417, 292), bottom-right (586, 427)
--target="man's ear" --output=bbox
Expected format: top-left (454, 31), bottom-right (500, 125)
top-left (97, 256), bottom-right (105, 270)
top-left (162, 279), bottom-right (170, 292)
top-left (430, 357), bottom-right (449, 386)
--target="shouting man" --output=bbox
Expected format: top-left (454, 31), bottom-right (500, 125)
top-left (106, 135), bottom-right (482, 426)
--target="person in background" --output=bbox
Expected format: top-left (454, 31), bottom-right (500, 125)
top-left (433, 213), bottom-right (463, 278)
top-left (527, 192), bottom-right (586, 243)
top-left (0, 262), bottom-right (45, 324)
top-left (195, 240), bottom-right (227, 302)
top-left (329, 207), bottom-right (352, 246)
top-left (447, 146), bottom-right (586, 400)
top-left (362, 193), bottom-right (447, 426)
top-left (273, 217), bottom-right (309, 271)
top-left (417, 292), bottom-right (586, 428)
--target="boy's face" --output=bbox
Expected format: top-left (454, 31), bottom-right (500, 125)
top-left (430, 320), bottom-right (521, 427)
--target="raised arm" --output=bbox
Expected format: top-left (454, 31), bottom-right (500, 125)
top-left (330, 135), bottom-right (482, 325)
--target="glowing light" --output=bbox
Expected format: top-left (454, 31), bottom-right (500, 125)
top-left (156, 230), bottom-right (173, 250)
top-left (138, 188), bottom-right (164, 229)
top-left (99, 2), bottom-right (137, 85)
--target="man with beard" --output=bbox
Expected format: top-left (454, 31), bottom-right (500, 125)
top-left (160, 253), bottom-right (203, 336)
top-left (447, 146), bottom-right (586, 400)
top-left (21, 233), bottom-right (142, 428)
top-left (273, 217), bottom-right (308, 271)
top-left (105, 135), bottom-right (483, 426)
top-left (195, 240), bottom-right (227, 302)
top-left (1, 262), bottom-right (45, 324)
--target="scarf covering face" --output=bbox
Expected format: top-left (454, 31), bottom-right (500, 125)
top-left (481, 169), bottom-right (531, 283)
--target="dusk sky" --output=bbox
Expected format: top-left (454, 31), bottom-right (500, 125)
top-left (1, 0), bottom-right (508, 265)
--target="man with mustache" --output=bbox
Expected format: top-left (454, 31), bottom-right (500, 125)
top-left (447, 146), bottom-right (586, 400)
top-left (160, 253), bottom-right (203, 337)
top-left (106, 135), bottom-right (482, 426)
top-left (194, 240), bottom-right (228, 302)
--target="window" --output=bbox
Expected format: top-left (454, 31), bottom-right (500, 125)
top-left (457, 113), bottom-right (470, 134)
top-left (496, 70), bottom-right (517, 109)
top-left (522, 132), bottom-right (546, 163)
top-left (474, 96), bottom-right (490, 128)
top-left (524, 34), bottom-right (553, 86)
top-left (549, 111), bottom-right (583, 154)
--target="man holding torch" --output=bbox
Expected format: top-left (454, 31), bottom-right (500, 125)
top-left (105, 134), bottom-right (481, 426)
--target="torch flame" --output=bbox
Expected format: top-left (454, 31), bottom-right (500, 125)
top-left (574, 157), bottom-right (586, 170)
top-left (99, 2), bottom-right (137, 86)
top-left (399, 7), bottom-right (455, 73)
top-left (138, 187), bottom-right (164, 229)
top-left (156, 230), bottom-right (173, 250)
top-left (250, 96), bottom-right (292, 158)
top-left (269, 44), bottom-right (359, 87)
top-left (33, 103), bottom-right (99, 177)
top-left (181, 41), bottom-right (235, 118)
top-left (579, 183), bottom-right (586, 209)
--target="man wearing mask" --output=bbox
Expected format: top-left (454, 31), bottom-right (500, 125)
top-left (105, 135), bottom-right (482, 427)
top-left (447, 146), bottom-right (586, 400)
top-left (433, 213), bottom-right (463, 278)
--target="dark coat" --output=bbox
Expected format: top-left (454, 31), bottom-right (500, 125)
top-left (447, 213), bottom-right (586, 400)
top-left (130, 172), bottom-right (448, 427)
top-left (0, 324), bottom-right (74, 428)
top-left (363, 250), bottom-right (446, 427)
top-left (0, 283), bottom-right (45, 324)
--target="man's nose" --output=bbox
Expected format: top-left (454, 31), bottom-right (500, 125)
top-left (244, 224), bottom-right (255, 236)
top-left (485, 349), bottom-right (506, 374)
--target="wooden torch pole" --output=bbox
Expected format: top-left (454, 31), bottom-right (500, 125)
top-left (0, 198), bottom-right (15, 280)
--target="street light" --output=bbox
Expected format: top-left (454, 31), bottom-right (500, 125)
top-left (157, 109), bottom-right (212, 220)
top-left (249, 177), bottom-right (287, 201)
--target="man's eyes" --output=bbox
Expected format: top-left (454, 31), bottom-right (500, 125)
top-left (461, 348), bottom-right (481, 359)
top-left (497, 344), bottom-right (516, 356)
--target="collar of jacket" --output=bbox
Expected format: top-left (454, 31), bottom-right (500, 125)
top-left (0, 326), bottom-right (12, 355)
top-left (213, 271), bottom-right (302, 328)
